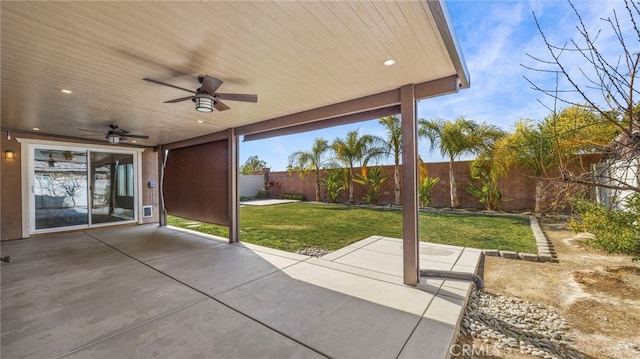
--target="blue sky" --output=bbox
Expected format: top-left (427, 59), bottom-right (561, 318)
top-left (240, 0), bottom-right (624, 171)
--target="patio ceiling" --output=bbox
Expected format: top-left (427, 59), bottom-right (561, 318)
top-left (0, 1), bottom-right (468, 147)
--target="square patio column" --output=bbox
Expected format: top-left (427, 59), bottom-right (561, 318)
top-left (401, 83), bottom-right (419, 285)
top-left (157, 145), bottom-right (167, 227)
top-left (228, 128), bottom-right (239, 243)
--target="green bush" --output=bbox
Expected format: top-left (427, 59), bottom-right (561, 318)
top-left (419, 176), bottom-right (439, 207)
top-left (256, 189), bottom-right (269, 199)
top-left (569, 194), bottom-right (640, 261)
top-left (467, 167), bottom-right (502, 211)
top-left (322, 169), bottom-right (345, 203)
top-left (354, 166), bottom-right (387, 205)
top-left (281, 194), bottom-right (305, 201)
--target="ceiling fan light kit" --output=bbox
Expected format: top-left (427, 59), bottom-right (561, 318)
top-left (193, 95), bottom-right (215, 113)
top-left (107, 134), bottom-right (121, 144)
top-left (143, 75), bottom-right (257, 113)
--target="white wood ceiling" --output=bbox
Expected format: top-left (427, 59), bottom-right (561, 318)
top-left (1, 1), bottom-right (466, 146)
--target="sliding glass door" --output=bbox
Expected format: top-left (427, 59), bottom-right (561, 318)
top-left (33, 148), bottom-right (89, 230)
top-left (31, 145), bottom-right (138, 233)
top-left (90, 152), bottom-right (135, 224)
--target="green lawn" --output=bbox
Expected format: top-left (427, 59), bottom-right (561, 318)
top-left (168, 203), bottom-right (537, 253)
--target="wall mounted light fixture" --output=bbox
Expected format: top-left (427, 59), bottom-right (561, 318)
top-left (5, 149), bottom-right (15, 159)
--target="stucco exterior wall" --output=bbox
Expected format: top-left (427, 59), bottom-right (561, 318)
top-left (1, 134), bottom-right (23, 240)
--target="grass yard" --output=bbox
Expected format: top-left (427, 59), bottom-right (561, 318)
top-left (168, 202), bottom-right (537, 253)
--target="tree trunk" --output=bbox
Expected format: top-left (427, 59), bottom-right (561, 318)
top-left (348, 167), bottom-right (355, 203)
top-left (394, 162), bottom-right (400, 205)
top-left (534, 178), bottom-right (544, 213)
top-left (449, 159), bottom-right (460, 208)
top-left (314, 171), bottom-right (321, 202)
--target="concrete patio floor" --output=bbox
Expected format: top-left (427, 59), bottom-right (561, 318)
top-left (1, 224), bottom-right (482, 358)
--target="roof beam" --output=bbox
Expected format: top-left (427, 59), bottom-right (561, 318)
top-left (243, 106), bottom-right (400, 142)
top-left (238, 76), bottom-right (459, 140)
top-left (236, 89), bottom-right (400, 137)
top-left (161, 130), bottom-right (229, 151)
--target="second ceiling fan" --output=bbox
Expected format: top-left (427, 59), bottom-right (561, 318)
top-left (143, 75), bottom-right (257, 112)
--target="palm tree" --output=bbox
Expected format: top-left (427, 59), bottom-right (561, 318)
top-left (375, 116), bottom-right (402, 205)
top-left (419, 116), bottom-right (504, 208)
top-left (492, 119), bottom-right (563, 213)
top-left (288, 138), bottom-right (331, 202)
top-left (331, 130), bottom-right (381, 203)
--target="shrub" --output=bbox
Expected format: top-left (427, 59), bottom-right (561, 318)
top-left (467, 166), bottom-right (502, 211)
top-left (353, 166), bottom-right (387, 205)
top-left (569, 194), bottom-right (640, 261)
top-left (419, 176), bottom-right (439, 207)
top-left (322, 169), bottom-right (345, 203)
top-left (256, 189), bottom-right (269, 199)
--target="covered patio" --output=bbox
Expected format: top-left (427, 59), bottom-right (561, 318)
top-left (2, 1), bottom-right (475, 357)
top-left (1, 225), bottom-right (481, 358)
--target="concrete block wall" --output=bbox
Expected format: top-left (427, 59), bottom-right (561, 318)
top-left (266, 155), bottom-right (601, 212)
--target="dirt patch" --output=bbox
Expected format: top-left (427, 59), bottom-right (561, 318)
top-left (572, 267), bottom-right (640, 299)
top-left (566, 298), bottom-right (640, 336)
top-left (468, 218), bottom-right (640, 359)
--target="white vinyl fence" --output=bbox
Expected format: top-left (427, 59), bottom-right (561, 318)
top-left (239, 175), bottom-right (265, 198)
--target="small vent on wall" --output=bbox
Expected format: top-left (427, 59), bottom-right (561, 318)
top-left (142, 205), bottom-right (153, 218)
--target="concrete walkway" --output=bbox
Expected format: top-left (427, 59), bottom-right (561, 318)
top-left (239, 199), bottom-right (301, 206)
top-left (1, 225), bottom-right (482, 358)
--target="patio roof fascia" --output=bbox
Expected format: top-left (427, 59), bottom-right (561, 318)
top-left (428, 0), bottom-right (470, 89)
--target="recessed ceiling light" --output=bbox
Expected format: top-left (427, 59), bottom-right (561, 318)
top-left (383, 59), bottom-right (396, 66)
top-left (61, 89), bottom-right (72, 94)
top-left (33, 127), bottom-right (40, 131)
top-left (197, 120), bottom-right (204, 124)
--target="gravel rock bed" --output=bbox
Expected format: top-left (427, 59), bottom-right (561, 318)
top-left (460, 291), bottom-right (584, 359)
top-left (295, 247), bottom-right (332, 257)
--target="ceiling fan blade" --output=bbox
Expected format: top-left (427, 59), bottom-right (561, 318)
top-left (143, 78), bottom-right (195, 94)
top-left (78, 128), bottom-right (105, 134)
top-left (214, 100), bottom-right (231, 111)
top-left (125, 134), bottom-right (150, 139)
top-left (164, 96), bottom-right (194, 103)
top-left (200, 75), bottom-right (223, 94)
top-left (216, 93), bottom-right (258, 103)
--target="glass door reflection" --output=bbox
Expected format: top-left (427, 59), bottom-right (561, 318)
top-left (90, 152), bottom-right (135, 224)
top-left (34, 148), bottom-right (89, 230)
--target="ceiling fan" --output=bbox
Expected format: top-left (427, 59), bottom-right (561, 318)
top-left (143, 75), bottom-right (257, 112)
top-left (79, 125), bottom-right (149, 144)
top-left (38, 150), bottom-right (83, 167)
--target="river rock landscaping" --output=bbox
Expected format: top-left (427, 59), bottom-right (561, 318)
top-left (460, 290), bottom-right (582, 359)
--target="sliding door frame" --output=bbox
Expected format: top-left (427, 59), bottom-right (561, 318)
top-left (17, 138), bottom-right (145, 238)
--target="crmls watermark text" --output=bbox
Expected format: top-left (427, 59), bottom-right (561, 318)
top-left (449, 343), bottom-right (505, 357)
